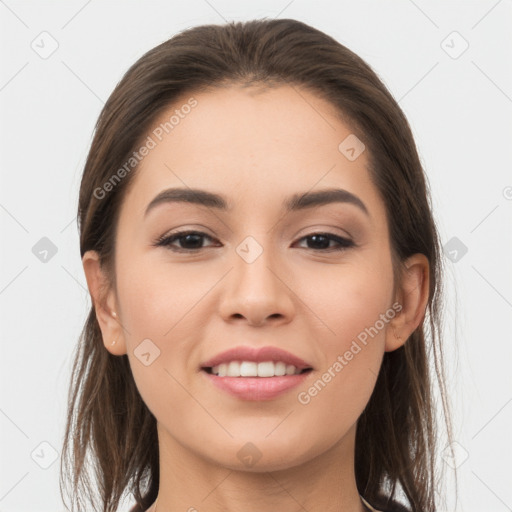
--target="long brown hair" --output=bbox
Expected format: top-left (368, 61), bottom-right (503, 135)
top-left (60, 18), bottom-right (457, 512)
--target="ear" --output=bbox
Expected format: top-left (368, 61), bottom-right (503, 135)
top-left (385, 253), bottom-right (430, 352)
top-left (82, 250), bottom-right (127, 356)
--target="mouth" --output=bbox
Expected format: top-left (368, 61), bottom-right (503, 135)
top-left (201, 362), bottom-right (313, 377)
top-left (201, 365), bottom-right (313, 401)
top-left (199, 345), bottom-right (314, 400)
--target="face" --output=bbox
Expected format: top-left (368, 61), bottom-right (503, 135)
top-left (96, 84), bottom-right (402, 471)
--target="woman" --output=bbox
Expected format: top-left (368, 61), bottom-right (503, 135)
top-left (60, 18), bottom-right (456, 512)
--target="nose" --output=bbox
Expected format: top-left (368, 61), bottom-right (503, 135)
top-left (218, 238), bottom-right (295, 327)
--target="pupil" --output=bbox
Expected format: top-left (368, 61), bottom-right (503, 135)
top-left (308, 235), bottom-right (329, 249)
top-left (183, 234), bottom-right (202, 248)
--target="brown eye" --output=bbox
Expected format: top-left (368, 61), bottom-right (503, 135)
top-left (295, 233), bottom-right (355, 251)
top-left (154, 231), bottom-right (219, 252)
top-left (153, 230), bottom-right (355, 253)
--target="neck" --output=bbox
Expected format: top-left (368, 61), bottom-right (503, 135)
top-left (151, 422), bottom-right (367, 512)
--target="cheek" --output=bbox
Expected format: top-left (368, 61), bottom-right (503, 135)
top-left (117, 263), bottom-right (203, 418)
top-left (295, 270), bottom-right (391, 425)
top-left (308, 259), bottom-right (394, 350)
top-left (294, 259), bottom-right (393, 412)
top-left (116, 253), bottom-right (209, 340)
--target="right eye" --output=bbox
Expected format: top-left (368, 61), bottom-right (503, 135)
top-left (153, 230), bottom-right (221, 252)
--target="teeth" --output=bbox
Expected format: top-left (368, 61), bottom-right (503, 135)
top-left (210, 361), bottom-right (303, 377)
top-left (227, 361), bottom-right (240, 377)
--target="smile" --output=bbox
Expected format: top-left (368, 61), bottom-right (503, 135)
top-left (204, 361), bottom-right (312, 377)
top-left (201, 366), bottom-right (313, 401)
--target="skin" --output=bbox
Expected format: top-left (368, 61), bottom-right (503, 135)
top-left (83, 84), bottom-right (429, 512)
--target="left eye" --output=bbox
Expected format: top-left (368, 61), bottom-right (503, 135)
top-left (295, 233), bottom-right (355, 251)
top-left (154, 230), bottom-right (355, 252)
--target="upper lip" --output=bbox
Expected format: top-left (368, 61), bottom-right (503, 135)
top-left (200, 345), bottom-right (313, 371)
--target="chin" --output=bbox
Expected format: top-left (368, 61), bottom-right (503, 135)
top-left (198, 433), bottom-right (323, 473)
top-left (214, 450), bottom-right (313, 473)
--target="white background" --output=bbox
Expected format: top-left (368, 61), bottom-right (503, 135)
top-left (1, 1), bottom-right (511, 511)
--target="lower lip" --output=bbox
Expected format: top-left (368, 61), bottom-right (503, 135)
top-left (202, 370), bottom-right (311, 401)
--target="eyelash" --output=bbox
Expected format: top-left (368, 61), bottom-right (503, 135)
top-left (153, 230), bottom-right (355, 253)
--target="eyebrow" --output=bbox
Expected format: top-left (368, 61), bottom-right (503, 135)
top-left (144, 187), bottom-right (369, 218)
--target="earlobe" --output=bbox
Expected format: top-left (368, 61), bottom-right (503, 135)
top-left (385, 253), bottom-right (430, 352)
top-left (82, 250), bottom-right (126, 355)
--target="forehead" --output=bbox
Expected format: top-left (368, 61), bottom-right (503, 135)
top-left (119, 84), bottom-right (385, 222)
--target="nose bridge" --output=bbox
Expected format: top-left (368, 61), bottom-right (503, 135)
top-left (218, 234), bottom-right (294, 325)
top-left (235, 234), bottom-right (279, 291)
